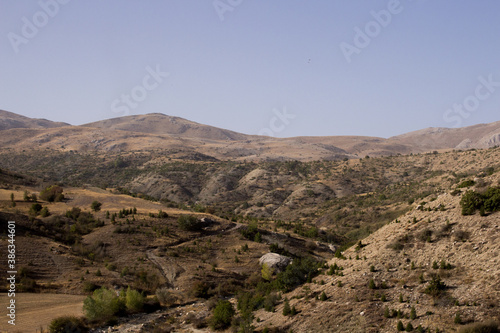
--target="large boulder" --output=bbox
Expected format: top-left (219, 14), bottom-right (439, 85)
top-left (258, 253), bottom-right (292, 273)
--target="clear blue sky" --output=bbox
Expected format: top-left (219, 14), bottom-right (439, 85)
top-left (1, 1), bottom-right (499, 138)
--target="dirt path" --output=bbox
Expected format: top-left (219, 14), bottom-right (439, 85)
top-left (146, 251), bottom-right (185, 287)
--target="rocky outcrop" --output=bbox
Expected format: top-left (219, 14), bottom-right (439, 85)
top-left (258, 253), bottom-right (292, 273)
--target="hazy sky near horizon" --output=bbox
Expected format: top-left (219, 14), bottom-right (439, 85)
top-left (1, 1), bottom-right (499, 138)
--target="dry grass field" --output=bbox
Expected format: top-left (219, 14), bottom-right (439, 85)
top-left (0, 293), bottom-right (85, 333)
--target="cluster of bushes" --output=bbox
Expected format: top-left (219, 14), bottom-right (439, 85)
top-left (23, 190), bottom-right (37, 202)
top-left (240, 222), bottom-right (261, 242)
top-left (29, 203), bottom-right (49, 217)
top-left (178, 215), bottom-right (202, 231)
top-left (48, 316), bottom-right (88, 333)
top-left (82, 286), bottom-right (144, 323)
top-left (40, 185), bottom-right (65, 202)
top-left (423, 274), bottom-right (447, 297)
top-left (65, 207), bottom-right (104, 234)
top-left (460, 187), bottom-right (500, 215)
top-left (327, 262), bottom-right (344, 276)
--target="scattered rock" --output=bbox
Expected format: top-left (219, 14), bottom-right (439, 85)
top-left (258, 253), bottom-right (292, 273)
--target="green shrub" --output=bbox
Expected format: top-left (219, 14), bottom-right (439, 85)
top-left (384, 306), bottom-right (390, 318)
top-left (457, 180), bottom-right (476, 188)
top-left (410, 306), bottom-right (416, 320)
top-left (273, 257), bottom-right (320, 291)
top-left (83, 287), bottom-right (123, 322)
top-left (406, 322), bottom-right (414, 332)
top-left (210, 300), bottom-right (235, 330)
top-left (282, 298), bottom-right (291, 316)
top-left (397, 321), bottom-right (405, 331)
top-left (484, 187), bottom-right (500, 212)
top-left (91, 201), bottom-right (102, 212)
top-left (178, 215), bottom-right (202, 231)
top-left (48, 316), bottom-right (87, 333)
top-left (29, 203), bottom-right (43, 216)
top-left (460, 187), bottom-right (500, 215)
top-left (460, 190), bottom-right (484, 215)
top-left (125, 286), bottom-right (144, 312)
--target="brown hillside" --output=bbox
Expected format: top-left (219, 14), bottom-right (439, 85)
top-left (82, 113), bottom-right (253, 141)
top-left (0, 109), bottom-right (69, 131)
top-left (389, 121), bottom-right (500, 151)
top-left (252, 173), bottom-right (500, 332)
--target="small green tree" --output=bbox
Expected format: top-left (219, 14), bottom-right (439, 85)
top-left (410, 306), bottom-right (417, 320)
top-left (210, 300), bottom-right (235, 330)
top-left (91, 201), bottom-right (102, 212)
top-left (397, 320), bottom-right (405, 331)
top-left (368, 279), bottom-right (376, 289)
top-left (282, 298), bottom-right (291, 316)
top-left (454, 312), bottom-right (462, 325)
top-left (320, 291), bottom-right (327, 301)
top-left (406, 322), bottom-right (414, 331)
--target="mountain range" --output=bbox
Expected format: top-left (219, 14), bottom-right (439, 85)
top-left (1, 109), bottom-right (499, 160)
